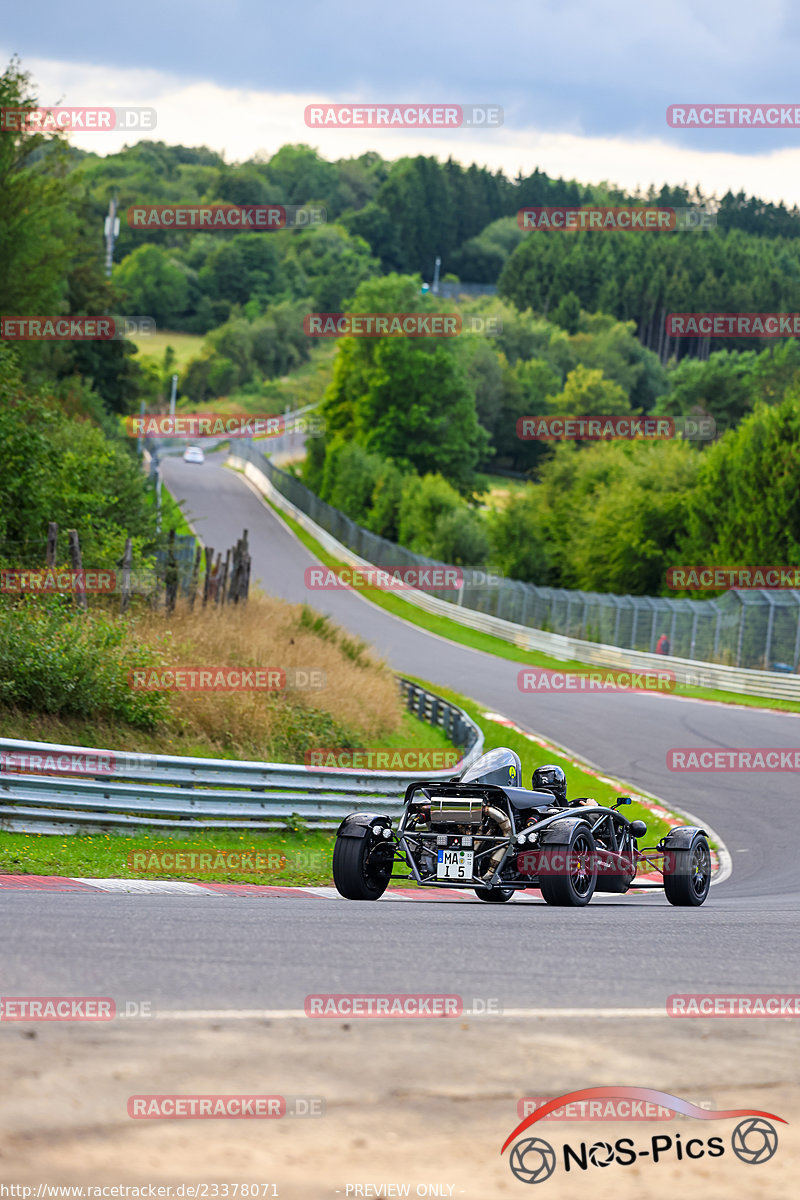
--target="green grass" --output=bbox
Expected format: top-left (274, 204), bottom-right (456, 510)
top-left (263, 492), bottom-right (800, 715)
top-left (128, 330), bottom-right (204, 373)
top-left (0, 827), bottom-right (337, 887)
top-left (143, 481), bottom-right (194, 537)
top-left (220, 344), bottom-right (337, 415)
top-left (474, 472), bottom-right (530, 511)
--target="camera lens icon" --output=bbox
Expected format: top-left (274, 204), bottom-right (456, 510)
top-left (508, 1137), bottom-right (557, 1184)
top-left (588, 1140), bottom-right (615, 1167)
top-left (731, 1118), bottom-right (779, 1165)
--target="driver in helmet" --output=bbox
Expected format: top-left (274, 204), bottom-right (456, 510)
top-left (531, 764), bottom-right (590, 808)
top-left (531, 764), bottom-right (568, 806)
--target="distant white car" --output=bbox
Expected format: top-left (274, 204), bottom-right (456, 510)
top-left (183, 445), bottom-right (205, 464)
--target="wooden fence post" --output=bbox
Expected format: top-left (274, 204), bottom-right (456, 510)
top-left (120, 537), bottom-right (133, 615)
top-left (230, 537), bottom-right (242, 604)
top-left (165, 529), bottom-right (178, 613)
top-left (235, 530), bottom-right (249, 603)
top-left (202, 547), bottom-right (214, 606)
top-left (242, 553), bottom-right (251, 603)
top-left (67, 529), bottom-right (88, 612)
top-left (46, 523), bottom-right (58, 568)
top-left (189, 544), bottom-right (202, 610)
top-left (217, 549), bottom-right (231, 605)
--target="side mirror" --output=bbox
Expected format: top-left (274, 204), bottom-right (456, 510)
top-left (614, 796), bottom-right (632, 808)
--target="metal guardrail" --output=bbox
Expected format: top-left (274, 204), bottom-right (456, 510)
top-left (0, 680), bottom-right (483, 834)
top-left (232, 450), bottom-right (800, 702)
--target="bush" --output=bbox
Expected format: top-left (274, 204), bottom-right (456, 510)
top-left (397, 473), bottom-right (489, 564)
top-left (0, 600), bottom-right (169, 729)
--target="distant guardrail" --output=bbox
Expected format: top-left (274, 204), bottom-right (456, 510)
top-left (0, 680), bottom-right (482, 834)
top-left (231, 448), bottom-right (800, 703)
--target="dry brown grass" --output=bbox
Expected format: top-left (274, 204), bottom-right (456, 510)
top-left (131, 589), bottom-right (404, 758)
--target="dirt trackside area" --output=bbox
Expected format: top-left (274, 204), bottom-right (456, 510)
top-left (0, 1017), bottom-right (796, 1199)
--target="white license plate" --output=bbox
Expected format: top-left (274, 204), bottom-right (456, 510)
top-left (437, 849), bottom-right (474, 880)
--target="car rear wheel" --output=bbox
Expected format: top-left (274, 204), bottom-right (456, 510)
top-left (539, 826), bottom-right (598, 907)
top-left (474, 886), bottom-right (515, 903)
top-left (663, 833), bottom-right (711, 907)
top-left (332, 834), bottom-right (393, 900)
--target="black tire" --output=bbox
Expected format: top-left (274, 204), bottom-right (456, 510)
top-left (663, 833), bottom-right (711, 907)
top-left (538, 826), bottom-right (598, 907)
top-left (474, 887), bottom-right (515, 903)
top-left (332, 834), bottom-right (393, 900)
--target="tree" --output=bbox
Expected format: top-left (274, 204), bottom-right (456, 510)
top-left (281, 224), bottom-right (378, 310)
top-left (321, 275), bottom-right (488, 493)
top-left (115, 244), bottom-right (190, 328)
top-left (681, 392), bottom-right (800, 568)
top-left (0, 58), bottom-right (76, 320)
top-left (552, 291), bottom-right (581, 334)
top-left (547, 364), bottom-right (630, 417)
top-left (397, 474), bottom-right (489, 564)
top-left (0, 350), bottom-right (157, 567)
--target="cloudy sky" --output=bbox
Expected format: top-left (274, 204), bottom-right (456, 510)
top-left (4, 0), bottom-right (800, 204)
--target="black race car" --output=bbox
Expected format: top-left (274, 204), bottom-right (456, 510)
top-left (332, 747), bottom-right (712, 907)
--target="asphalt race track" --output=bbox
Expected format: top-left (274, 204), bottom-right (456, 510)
top-left (3, 450), bottom-right (798, 1016)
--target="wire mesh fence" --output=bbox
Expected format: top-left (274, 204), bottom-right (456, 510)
top-left (239, 440), bottom-right (800, 672)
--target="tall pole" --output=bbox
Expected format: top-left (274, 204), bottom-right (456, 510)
top-left (432, 255), bottom-right (441, 295)
top-left (169, 374), bottom-right (178, 418)
top-left (103, 194), bottom-right (120, 278)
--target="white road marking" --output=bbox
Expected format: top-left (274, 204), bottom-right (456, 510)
top-left (145, 1007), bottom-right (666, 1021)
top-left (73, 878), bottom-right (219, 895)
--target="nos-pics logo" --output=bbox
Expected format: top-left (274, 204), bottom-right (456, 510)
top-left (501, 1087), bottom-right (784, 1184)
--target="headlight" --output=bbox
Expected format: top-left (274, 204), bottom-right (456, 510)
top-left (517, 833), bottom-right (527, 845)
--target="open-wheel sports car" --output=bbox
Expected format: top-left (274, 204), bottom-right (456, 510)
top-left (332, 747), bottom-right (712, 907)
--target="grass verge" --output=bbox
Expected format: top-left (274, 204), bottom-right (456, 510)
top-left (128, 331), bottom-right (205, 372)
top-left (143, 481), bottom-right (194, 537)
